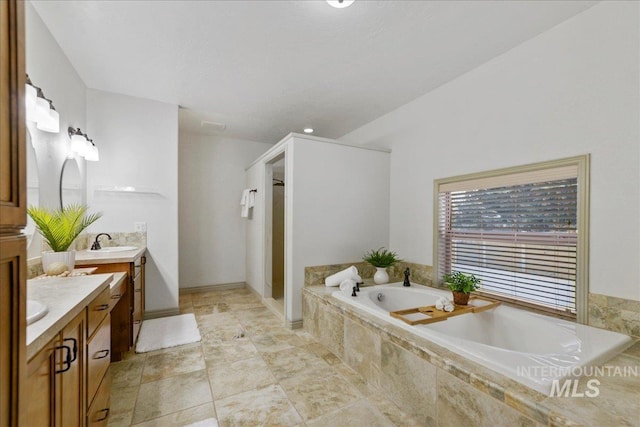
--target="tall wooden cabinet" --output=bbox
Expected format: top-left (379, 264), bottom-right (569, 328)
top-left (1, 1), bottom-right (26, 426)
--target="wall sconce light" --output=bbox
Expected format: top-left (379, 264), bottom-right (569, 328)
top-left (68, 127), bottom-right (99, 162)
top-left (26, 74), bottom-right (60, 133)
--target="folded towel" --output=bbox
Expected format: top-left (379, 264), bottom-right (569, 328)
top-left (435, 296), bottom-right (454, 312)
top-left (240, 189), bottom-right (251, 218)
top-left (340, 279), bottom-right (356, 296)
top-left (325, 266), bottom-right (359, 287)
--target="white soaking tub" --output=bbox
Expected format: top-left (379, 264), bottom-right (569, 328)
top-left (333, 283), bottom-right (634, 394)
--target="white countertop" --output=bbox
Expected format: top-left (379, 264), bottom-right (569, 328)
top-left (75, 246), bottom-right (146, 265)
top-left (26, 274), bottom-right (112, 360)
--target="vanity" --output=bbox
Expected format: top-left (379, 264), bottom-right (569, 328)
top-left (26, 273), bottom-right (118, 426)
top-left (76, 247), bottom-right (147, 362)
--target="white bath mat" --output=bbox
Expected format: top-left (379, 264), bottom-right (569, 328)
top-left (135, 313), bottom-right (201, 353)
top-left (185, 418), bottom-right (218, 427)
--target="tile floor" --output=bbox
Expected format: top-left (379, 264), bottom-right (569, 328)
top-left (108, 287), bottom-right (422, 427)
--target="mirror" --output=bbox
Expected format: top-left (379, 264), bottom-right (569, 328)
top-left (60, 157), bottom-right (85, 208)
top-left (25, 131), bottom-right (39, 246)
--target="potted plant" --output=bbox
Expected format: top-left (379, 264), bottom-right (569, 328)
top-left (443, 271), bottom-right (481, 305)
top-left (27, 204), bottom-right (102, 275)
top-left (363, 247), bottom-right (402, 284)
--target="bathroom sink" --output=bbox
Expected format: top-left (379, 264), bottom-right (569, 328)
top-left (27, 300), bottom-right (48, 325)
top-left (88, 246), bottom-right (138, 253)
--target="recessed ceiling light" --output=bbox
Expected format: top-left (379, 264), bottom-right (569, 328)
top-left (303, 128), bottom-right (314, 134)
top-left (327, 0), bottom-right (355, 9)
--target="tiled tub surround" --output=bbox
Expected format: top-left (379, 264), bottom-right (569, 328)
top-left (305, 262), bottom-right (640, 339)
top-left (332, 283), bottom-right (633, 394)
top-left (305, 261), bottom-right (433, 287)
top-left (27, 232), bottom-right (147, 279)
top-left (303, 285), bottom-right (640, 426)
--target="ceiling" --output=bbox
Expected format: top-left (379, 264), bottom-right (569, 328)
top-left (31, 0), bottom-right (595, 143)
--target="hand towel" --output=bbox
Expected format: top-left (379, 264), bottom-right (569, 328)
top-left (325, 266), bottom-right (359, 287)
top-left (240, 189), bottom-right (251, 218)
top-left (340, 279), bottom-right (356, 296)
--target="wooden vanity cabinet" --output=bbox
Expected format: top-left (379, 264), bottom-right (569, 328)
top-left (25, 311), bottom-right (86, 427)
top-left (25, 286), bottom-right (112, 427)
top-left (84, 253), bottom-right (146, 361)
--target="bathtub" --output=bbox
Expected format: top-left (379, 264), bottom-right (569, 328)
top-left (332, 283), bottom-right (634, 394)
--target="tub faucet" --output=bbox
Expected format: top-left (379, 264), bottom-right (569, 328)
top-left (403, 268), bottom-right (411, 287)
top-left (91, 233), bottom-right (112, 250)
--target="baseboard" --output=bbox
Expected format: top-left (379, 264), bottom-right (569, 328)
top-left (179, 282), bottom-right (246, 294)
top-left (287, 319), bottom-right (303, 330)
top-left (262, 297), bottom-right (285, 320)
top-left (144, 308), bottom-right (180, 320)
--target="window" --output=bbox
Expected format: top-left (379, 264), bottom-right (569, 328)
top-left (434, 156), bottom-right (590, 321)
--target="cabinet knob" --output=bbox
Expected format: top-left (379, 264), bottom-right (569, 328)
top-left (95, 304), bottom-right (109, 311)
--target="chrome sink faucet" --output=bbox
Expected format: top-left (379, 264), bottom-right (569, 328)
top-left (91, 233), bottom-right (112, 250)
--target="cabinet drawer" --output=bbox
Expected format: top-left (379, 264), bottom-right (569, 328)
top-left (109, 275), bottom-right (127, 312)
top-left (87, 368), bottom-right (111, 427)
top-left (87, 315), bottom-right (110, 404)
top-left (87, 287), bottom-right (110, 338)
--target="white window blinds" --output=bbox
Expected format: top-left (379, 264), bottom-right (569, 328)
top-left (436, 163), bottom-right (582, 317)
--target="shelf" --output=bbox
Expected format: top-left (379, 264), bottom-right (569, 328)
top-left (94, 186), bottom-right (162, 196)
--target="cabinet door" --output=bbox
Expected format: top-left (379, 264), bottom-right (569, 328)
top-left (0, 235), bottom-right (26, 427)
top-left (59, 312), bottom-right (86, 427)
top-left (1, 1), bottom-right (26, 426)
top-left (24, 337), bottom-right (57, 427)
top-left (0, 0), bottom-right (26, 228)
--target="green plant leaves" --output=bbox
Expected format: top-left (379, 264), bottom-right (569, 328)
top-left (443, 271), bottom-right (481, 294)
top-left (362, 247), bottom-right (402, 268)
top-left (27, 204), bottom-right (102, 252)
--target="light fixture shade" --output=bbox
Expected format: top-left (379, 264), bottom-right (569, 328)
top-left (85, 143), bottom-right (99, 162)
top-left (25, 84), bottom-right (37, 122)
top-left (36, 108), bottom-right (60, 133)
top-left (70, 134), bottom-right (87, 155)
top-left (35, 96), bottom-right (50, 123)
top-left (327, 0), bottom-right (355, 8)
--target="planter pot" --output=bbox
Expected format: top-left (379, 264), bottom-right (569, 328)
top-left (42, 250), bottom-right (75, 275)
top-left (373, 267), bottom-right (390, 285)
top-left (452, 290), bottom-right (470, 305)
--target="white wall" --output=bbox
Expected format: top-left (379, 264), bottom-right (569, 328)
top-left (86, 89), bottom-right (179, 312)
top-left (25, 2), bottom-right (87, 256)
top-left (178, 133), bottom-right (271, 288)
top-left (245, 161), bottom-right (265, 295)
top-left (341, 2), bottom-right (639, 300)
top-left (245, 134), bottom-right (391, 324)
top-left (288, 136), bottom-right (391, 320)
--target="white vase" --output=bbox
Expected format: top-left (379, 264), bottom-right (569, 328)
top-left (374, 267), bottom-right (389, 285)
top-left (42, 250), bottom-right (76, 275)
